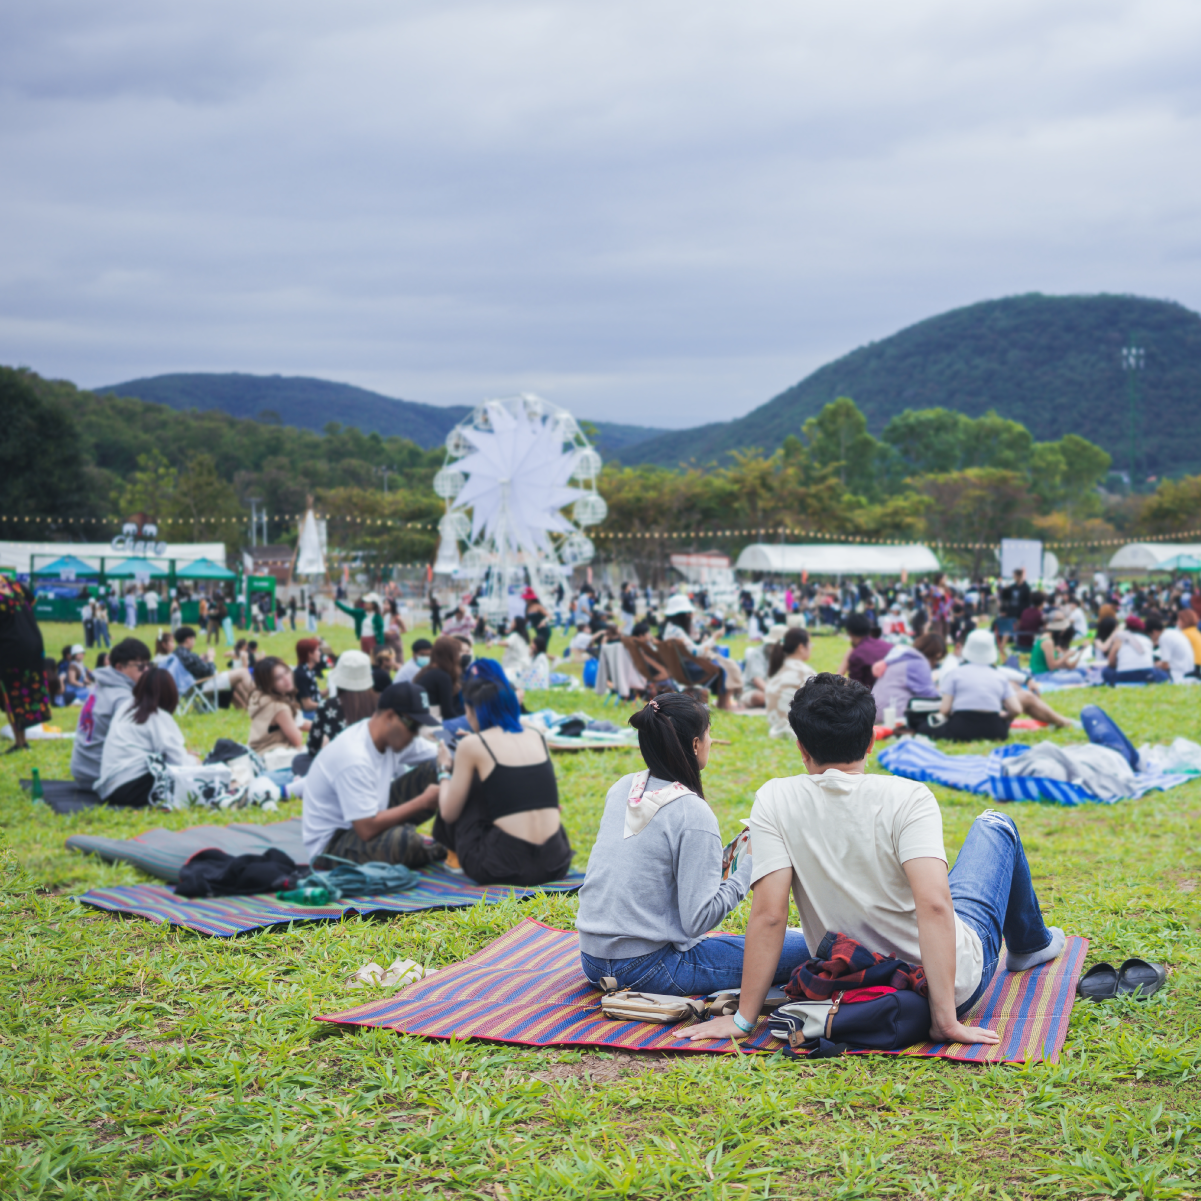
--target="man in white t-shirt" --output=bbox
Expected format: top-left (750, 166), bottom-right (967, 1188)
top-left (690, 672), bottom-right (1065, 1048)
top-left (1103, 615), bottom-right (1170, 686)
top-left (302, 682), bottom-right (444, 868)
top-left (1146, 615), bottom-right (1195, 685)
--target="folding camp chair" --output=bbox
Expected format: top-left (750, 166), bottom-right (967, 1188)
top-left (163, 655), bottom-right (219, 716)
top-left (656, 640), bottom-right (722, 696)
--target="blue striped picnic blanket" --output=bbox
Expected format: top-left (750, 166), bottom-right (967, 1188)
top-left (877, 740), bottom-right (1193, 806)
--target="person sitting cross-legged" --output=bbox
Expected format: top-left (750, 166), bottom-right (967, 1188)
top-left (576, 691), bottom-right (810, 995)
top-left (688, 673), bottom-right (1066, 1047)
top-left (430, 671), bottom-right (573, 886)
top-left (301, 682), bottom-right (447, 870)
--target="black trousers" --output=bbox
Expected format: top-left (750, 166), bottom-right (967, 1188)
top-left (104, 772), bottom-right (154, 807)
top-left (927, 710), bottom-right (1012, 742)
top-left (432, 789), bottom-right (573, 887)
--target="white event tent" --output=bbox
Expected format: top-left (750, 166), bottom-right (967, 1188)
top-left (1107, 543), bottom-right (1201, 572)
top-left (734, 543), bottom-right (941, 576)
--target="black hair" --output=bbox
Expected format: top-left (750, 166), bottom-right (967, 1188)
top-left (511, 616), bottom-right (529, 643)
top-left (1143, 616), bottom-right (1165, 635)
top-left (788, 672), bottom-right (876, 765)
top-left (632, 621), bottom-right (651, 637)
top-left (1050, 625), bottom-right (1075, 649)
top-left (175, 626), bottom-right (197, 643)
top-left (110, 637), bottom-right (151, 667)
top-left (1095, 616), bottom-right (1117, 642)
top-left (767, 628), bottom-right (810, 677)
top-left (844, 612), bottom-right (871, 638)
top-left (627, 692), bottom-right (709, 798)
top-left (533, 630), bottom-right (550, 655)
top-left (665, 612), bottom-right (692, 632)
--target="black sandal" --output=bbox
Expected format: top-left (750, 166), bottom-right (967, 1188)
top-left (1077, 962), bottom-right (1119, 1000)
top-left (1117, 958), bottom-right (1167, 999)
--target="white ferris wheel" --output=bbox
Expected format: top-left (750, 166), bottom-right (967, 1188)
top-left (431, 394), bottom-right (608, 618)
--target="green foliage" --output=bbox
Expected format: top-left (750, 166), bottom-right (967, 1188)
top-left (1138, 474), bottom-right (1201, 535)
top-left (801, 396), bottom-right (889, 501)
top-left (3, 622), bottom-right (1200, 1198)
top-left (0, 369), bottom-right (108, 539)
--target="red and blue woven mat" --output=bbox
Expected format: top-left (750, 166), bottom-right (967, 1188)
top-left (319, 917), bottom-right (1087, 1063)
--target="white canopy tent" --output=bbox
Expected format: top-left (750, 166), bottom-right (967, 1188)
top-left (734, 543), bottom-right (941, 576)
top-left (1108, 542), bottom-right (1201, 572)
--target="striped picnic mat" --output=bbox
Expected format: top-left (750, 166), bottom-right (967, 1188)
top-left (877, 740), bottom-right (1192, 806)
top-left (73, 868), bottom-right (585, 937)
top-left (319, 918), bottom-right (1088, 1064)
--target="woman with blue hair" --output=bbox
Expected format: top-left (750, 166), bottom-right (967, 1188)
top-left (432, 669), bottom-right (572, 885)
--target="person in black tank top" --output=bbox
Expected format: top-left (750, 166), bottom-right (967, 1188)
top-left (432, 672), bottom-right (573, 886)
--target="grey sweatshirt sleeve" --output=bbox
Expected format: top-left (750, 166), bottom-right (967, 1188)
top-left (672, 826), bottom-right (753, 941)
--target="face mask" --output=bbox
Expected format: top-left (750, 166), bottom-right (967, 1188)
top-left (415, 656), bottom-right (430, 668)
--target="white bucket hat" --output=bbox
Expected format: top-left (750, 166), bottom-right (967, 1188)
top-left (664, 594), bottom-right (693, 616)
top-left (762, 623), bottom-right (789, 645)
top-left (330, 649), bottom-right (373, 691)
top-left (963, 629), bottom-right (999, 666)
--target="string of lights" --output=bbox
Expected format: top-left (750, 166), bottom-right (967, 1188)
top-left (1, 512), bottom-right (1198, 552)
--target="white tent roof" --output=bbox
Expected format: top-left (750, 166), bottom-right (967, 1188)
top-left (734, 542), bottom-right (941, 575)
top-left (1108, 542), bottom-right (1201, 571)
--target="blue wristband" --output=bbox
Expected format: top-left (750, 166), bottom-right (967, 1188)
top-left (732, 1010), bottom-right (754, 1034)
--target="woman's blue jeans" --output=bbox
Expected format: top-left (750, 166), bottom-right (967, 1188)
top-left (948, 809), bottom-right (1054, 1015)
top-left (580, 929), bottom-right (810, 997)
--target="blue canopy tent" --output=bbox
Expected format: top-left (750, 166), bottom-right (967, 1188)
top-left (105, 557), bottom-right (169, 579)
top-left (1154, 554), bottom-right (1201, 573)
top-left (175, 558), bottom-right (237, 580)
top-left (32, 555), bottom-right (100, 580)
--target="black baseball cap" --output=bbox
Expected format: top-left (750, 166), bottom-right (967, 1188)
top-left (377, 681), bottom-right (439, 726)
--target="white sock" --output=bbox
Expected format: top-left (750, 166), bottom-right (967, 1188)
top-left (1006, 927), bottom-right (1065, 972)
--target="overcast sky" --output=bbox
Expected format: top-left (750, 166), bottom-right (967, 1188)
top-left (2, 0), bottom-right (1200, 428)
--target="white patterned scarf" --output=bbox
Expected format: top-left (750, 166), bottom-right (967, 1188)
top-left (623, 769), bottom-right (695, 838)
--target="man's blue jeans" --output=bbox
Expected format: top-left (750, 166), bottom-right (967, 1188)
top-left (949, 809), bottom-right (1054, 1015)
top-left (580, 929), bottom-right (810, 997)
top-left (1101, 666), bottom-right (1170, 686)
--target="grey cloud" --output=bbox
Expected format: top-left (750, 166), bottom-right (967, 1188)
top-left (1, 0), bottom-right (1200, 426)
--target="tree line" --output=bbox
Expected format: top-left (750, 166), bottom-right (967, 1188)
top-left (0, 365), bottom-right (1191, 576)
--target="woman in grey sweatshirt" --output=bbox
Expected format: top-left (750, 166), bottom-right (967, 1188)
top-left (575, 692), bottom-right (809, 996)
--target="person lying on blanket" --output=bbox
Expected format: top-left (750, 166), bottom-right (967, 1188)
top-left (575, 691), bottom-right (809, 996)
top-left (688, 672), bottom-right (1066, 1047)
top-left (301, 682), bottom-right (447, 870)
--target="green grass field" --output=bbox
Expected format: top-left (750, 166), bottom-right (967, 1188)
top-left (2, 622), bottom-right (1200, 1199)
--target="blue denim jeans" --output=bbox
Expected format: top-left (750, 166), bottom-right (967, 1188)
top-left (1101, 666), bottom-right (1170, 686)
top-left (948, 809), bottom-right (1054, 1015)
top-left (580, 929), bottom-right (810, 997)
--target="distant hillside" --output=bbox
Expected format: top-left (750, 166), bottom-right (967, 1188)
top-left (619, 294), bottom-right (1201, 479)
top-left (96, 372), bottom-right (667, 459)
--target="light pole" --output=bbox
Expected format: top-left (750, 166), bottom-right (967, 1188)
top-left (1121, 343), bottom-right (1144, 491)
top-left (376, 466), bottom-right (393, 495)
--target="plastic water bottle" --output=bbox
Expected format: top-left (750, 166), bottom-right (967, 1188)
top-left (276, 886), bottom-right (334, 906)
top-left (30, 768), bottom-right (44, 804)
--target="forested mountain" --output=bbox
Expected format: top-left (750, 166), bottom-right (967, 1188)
top-left (96, 372), bottom-right (668, 459)
top-left (618, 294), bottom-right (1201, 478)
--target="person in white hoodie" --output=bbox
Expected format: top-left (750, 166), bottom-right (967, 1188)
top-left (96, 666), bottom-right (194, 806)
top-left (70, 638), bottom-right (152, 790)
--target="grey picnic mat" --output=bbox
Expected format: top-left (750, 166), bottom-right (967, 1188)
top-left (66, 818), bottom-right (308, 883)
top-left (21, 779), bottom-right (102, 814)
